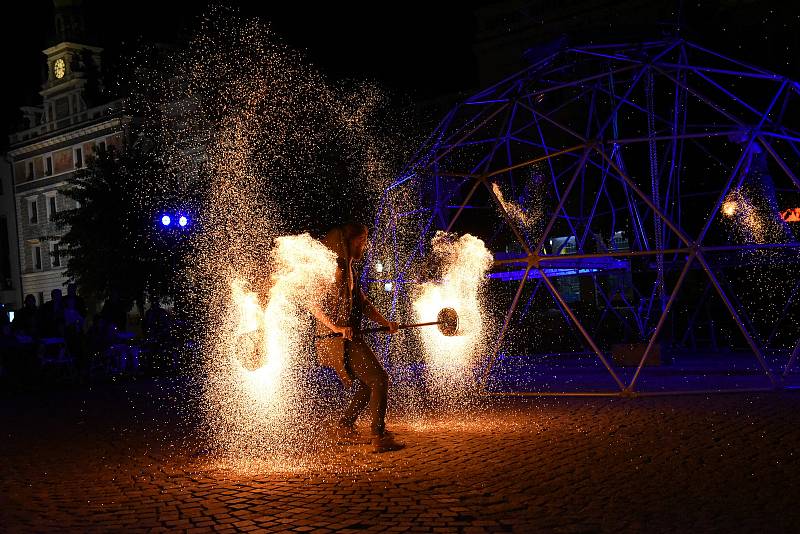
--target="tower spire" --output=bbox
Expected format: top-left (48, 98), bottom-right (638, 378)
top-left (53, 0), bottom-right (86, 44)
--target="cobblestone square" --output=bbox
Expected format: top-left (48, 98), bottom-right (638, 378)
top-left (2, 381), bottom-right (800, 532)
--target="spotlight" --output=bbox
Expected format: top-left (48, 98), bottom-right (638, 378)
top-left (178, 215), bottom-right (188, 227)
top-left (384, 282), bottom-right (393, 292)
top-left (375, 260), bottom-right (383, 273)
top-left (161, 215), bottom-right (171, 226)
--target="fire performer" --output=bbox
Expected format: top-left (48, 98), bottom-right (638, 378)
top-left (311, 222), bottom-right (405, 453)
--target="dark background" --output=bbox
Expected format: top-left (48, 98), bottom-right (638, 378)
top-left (2, 1), bottom-right (799, 149)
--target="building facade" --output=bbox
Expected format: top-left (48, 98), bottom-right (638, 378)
top-left (0, 158), bottom-right (21, 310)
top-left (5, 1), bottom-right (129, 305)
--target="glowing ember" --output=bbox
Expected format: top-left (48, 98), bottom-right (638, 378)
top-left (722, 200), bottom-right (737, 218)
top-left (413, 232), bottom-right (493, 392)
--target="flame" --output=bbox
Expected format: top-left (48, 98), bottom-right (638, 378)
top-left (413, 232), bottom-right (493, 387)
top-left (206, 233), bottom-right (337, 463)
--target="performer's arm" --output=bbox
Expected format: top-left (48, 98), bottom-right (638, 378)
top-left (309, 305), bottom-right (353, 340)
top-left (360, 289), bottom-right (399, 333)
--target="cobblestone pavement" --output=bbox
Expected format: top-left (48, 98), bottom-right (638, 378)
top-left (2, 380), bottom-right (799, 533)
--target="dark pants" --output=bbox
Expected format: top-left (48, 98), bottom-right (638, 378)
top-left (341, 338), bottom-right (388, 436)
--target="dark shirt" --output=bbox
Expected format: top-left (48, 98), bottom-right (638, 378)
top-left (38, 301), bottom-right (66, 337)
top-left (64, 295), bottom-right (88, 318)
top-left (12, 307), bottom-right (38, 336)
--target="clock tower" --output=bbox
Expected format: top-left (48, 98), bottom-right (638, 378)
top-left (41, 0), bottom-right (105, 132)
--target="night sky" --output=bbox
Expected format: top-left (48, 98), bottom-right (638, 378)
top-left (2, 1), bottom-right (799, 150)
top-left (0, 0), bottom-right (478, 148)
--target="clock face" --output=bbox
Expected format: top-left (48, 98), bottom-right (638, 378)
top-left (54, 58), bottom-right (65, 79)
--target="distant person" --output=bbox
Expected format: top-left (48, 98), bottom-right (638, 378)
top-left (64, 296), bottom-right (86, 373)
top-left (39, 289), bottom-right (66, 338)
top-left (64, 283), bottom-right (87, 318)
top-left (0, 304), bottom-right (9, 327)
top-left (143, 298), bottom-right (170, 341)
top-left (143, 298), bottom-right (175, 372)
top-left (12, 294), bottom-right (39, 338)
top-left (87, 315), bottom-right (111, 357)
top-left (63, 296), bottom-right (85, 333)
top-left (101, 289), bottom-right (129, 332)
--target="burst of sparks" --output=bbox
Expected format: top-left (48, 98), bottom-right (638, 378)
top-left (412, 232), bottom-right (493, 396)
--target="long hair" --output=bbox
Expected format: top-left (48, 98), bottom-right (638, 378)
top-left (340, 222), bottom-right (368, 243)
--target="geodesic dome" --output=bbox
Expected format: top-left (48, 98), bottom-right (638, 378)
top-left (367, 37), bottom-right (800, 396)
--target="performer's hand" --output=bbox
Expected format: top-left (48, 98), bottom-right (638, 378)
top-left (335, 326), bottom-right (353, 340)
top-left (387, 321), bottom-right (399, 334)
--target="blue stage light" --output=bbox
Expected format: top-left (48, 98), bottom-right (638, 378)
top-left (178, 215), bottom-right (188, 227)
top-left (161, 215), bottom-right (171, 226)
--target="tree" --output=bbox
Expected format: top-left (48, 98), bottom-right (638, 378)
top-left (55, 142), bottom-right (196, 311)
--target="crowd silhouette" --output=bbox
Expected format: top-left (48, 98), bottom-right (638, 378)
top-left (0, 284), bottom-right (180, 389)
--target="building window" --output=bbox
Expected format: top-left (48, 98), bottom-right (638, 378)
top-left (26, 161), bottom-right (34, 180)
top-left (33, 245), bottom-right (42, 271)
top-left (28, 198), bottom-right (38, 224)
top-left (96, 140), bottom-right (106, 153)
top-left (47, 194), bottom-right (58, 221)
top-left (51, 242), bottom-right (62, 268)
top-left (44, 155), bottom-right (53, 176)
top-left (74, 147), bottom-right (83, 168)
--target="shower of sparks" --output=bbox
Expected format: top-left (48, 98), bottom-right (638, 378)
top-left (203, 235), bottom-right (336, 466)
top-left (717, 187), bottom-right (797, 350)
top-left (117, 9), bottom-right (418, 470)
top-left (719, 187), bottom-right (787, 244)
top-left (490, 175), bottom-right (547, 240)
top-left (492, 182), bottom-right (535, 231)
top-left (413, 232), bottom-right (493, 398)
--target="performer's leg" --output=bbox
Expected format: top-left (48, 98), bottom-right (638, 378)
top-left (340, 378), bottom-right (370, 428)
top-left (346, 338), bottom-right (388, 436)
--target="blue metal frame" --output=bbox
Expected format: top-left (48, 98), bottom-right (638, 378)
top-left (365, 37), bottom-right (800, 396)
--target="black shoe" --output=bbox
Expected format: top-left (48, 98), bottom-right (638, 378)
top-left (372, 432), bottom-right (405, 453)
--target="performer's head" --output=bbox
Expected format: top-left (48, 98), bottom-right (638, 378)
top-left (341, 221), bottom-right (369, 261)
